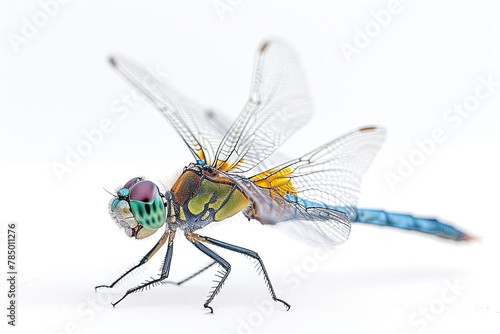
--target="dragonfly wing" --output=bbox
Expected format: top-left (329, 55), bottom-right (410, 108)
top-left (204, 110), bottom-right (289, 174)
top-left (109, 56), bottom-right (221, 164)
top-left (213, 40), bottom-right (311, 173)
top-left (204, 110), bottom-right (231, 136)
top-left (243, 126), bottom-right (386, 245)
top-left (281, 207), bottom-right (351, 246)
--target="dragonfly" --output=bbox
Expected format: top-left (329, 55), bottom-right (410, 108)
top-left (95, 40), bottom-right (473, 313)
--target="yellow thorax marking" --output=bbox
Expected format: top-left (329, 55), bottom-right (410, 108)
top-left (215, 158), bottom-right (244, 172)
top-left (179, 206), bottom-right (187, 221)
top-left (201, 211), bottom-right (210, 221)
top-left (250, 167), bottom-right (297, 197)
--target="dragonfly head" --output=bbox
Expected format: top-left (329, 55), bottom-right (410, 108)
top-left (109, 177), bottom-right (166, 239)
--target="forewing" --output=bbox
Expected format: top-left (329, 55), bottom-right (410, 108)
top-left (204, 110), bottom-right (287, 173)
top-left (247, 126), bottom-right (386, 245)
top-left (109, 56), bottom-right (221, 164)
top-left (204, 110), bottom-right (231, 136)
top-left (213, 40), bottom-right (311, 173)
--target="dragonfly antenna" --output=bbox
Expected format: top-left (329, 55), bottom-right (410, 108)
top-left (102, 187), bottom-right (115, 197)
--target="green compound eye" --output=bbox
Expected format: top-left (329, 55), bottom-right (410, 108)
top-left (129, 180), bottom-right (166, 230)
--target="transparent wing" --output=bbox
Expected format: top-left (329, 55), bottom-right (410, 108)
top-left (245, 126), bottom-right (386, 245)
top-left (204, 110), bottom-right (287, 173)
top-left (109, 57), bottom-right (222, 164)
top-left (204, 110), bottom-right (231, 136)
top-left (213, 40), bottom-right (311, 173)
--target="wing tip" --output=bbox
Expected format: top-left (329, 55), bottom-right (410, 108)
top-left (359, 126), bottom-right (384, 132)
top-left (108, 56), bottom-right (117, 67)
top-left (260, 41), bottom-right (270, 53)
top-left (205, 109), bottom-right (215, 119)
top-left (358, 126), bottom-right (387, 139)
top-left (108, 56), bottom-right (118, 67)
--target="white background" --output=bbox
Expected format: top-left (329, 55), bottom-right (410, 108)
top-left (1, 0), bottom-right (499, 333)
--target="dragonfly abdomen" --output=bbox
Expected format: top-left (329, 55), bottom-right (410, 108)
top-left (280, 194), bottom-right (472, 241)
top-left (354, 209), bottom-right (473, 241)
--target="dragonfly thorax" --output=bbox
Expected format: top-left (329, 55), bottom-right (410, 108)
top-left (167, 163), bottom-right (249, 231)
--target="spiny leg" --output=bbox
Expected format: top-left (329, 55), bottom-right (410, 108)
top-left (163, 261), bottom-right (217, 286)
top-left (112, 230), bottom-right (176, 307)
top-left (95, 229), bottom-right (170, 291)
top-left (188, 236), bottom-right (230, 313)
top-left (202, 235), bottom-right (290, 311)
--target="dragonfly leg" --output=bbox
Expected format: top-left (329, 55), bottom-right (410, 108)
top-left (95, 229), bottom-right (170, 291)
top-left (201, 235), bottom-right (290, 311)
top-left (186, 233), bottom-right (231, 313)
top-left (186, 232), bottom-right (290, 312)
top-left (163, 261), bottom-right (217, 286)
top-left (111, 229), bottom-right (176, 308)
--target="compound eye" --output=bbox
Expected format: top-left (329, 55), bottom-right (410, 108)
top-left (128, 181), bottom-right (166, 231)
top-left (130, 180), bottom-right (157, 202)
top-left (123, 177), bottom-right (143, 189)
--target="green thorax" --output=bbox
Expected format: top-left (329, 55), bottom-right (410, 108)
top-left (170, 164), bottom-right (248, 228)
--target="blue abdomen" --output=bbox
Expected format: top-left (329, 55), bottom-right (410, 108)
top-left (354, 209), bottom-right (473, 241)
top-left (284, 194), bottom-right (473, 241)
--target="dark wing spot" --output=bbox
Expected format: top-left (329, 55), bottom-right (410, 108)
top-left (359, 126), bottom-right (376, 132)
top-left (260, 41), bottom-right (270, 52)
